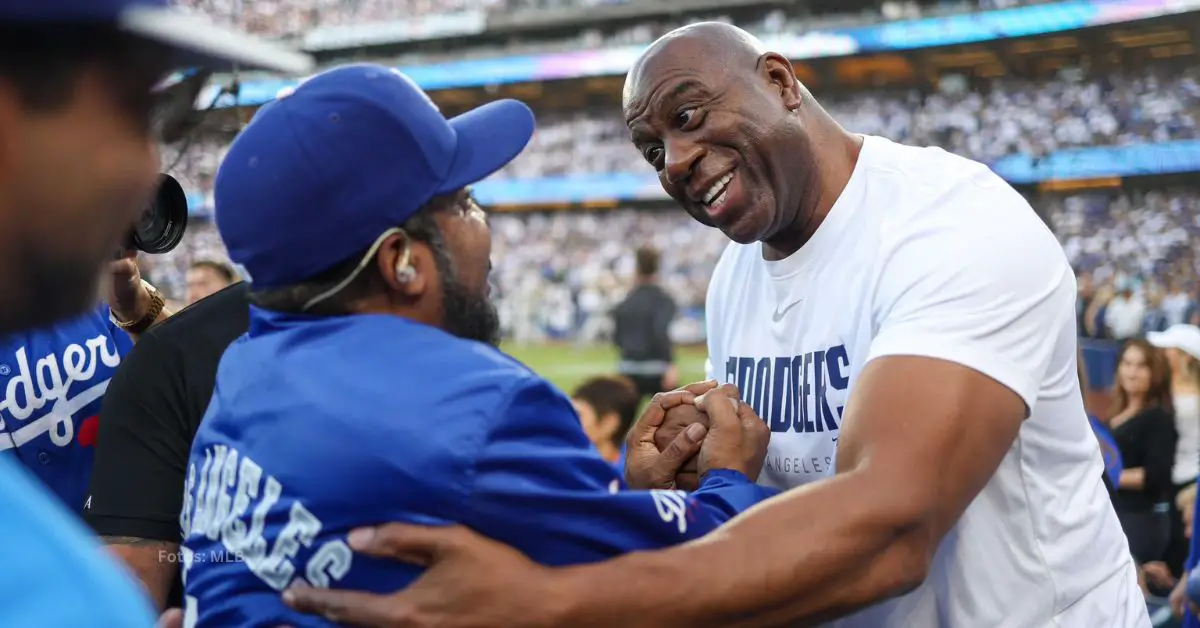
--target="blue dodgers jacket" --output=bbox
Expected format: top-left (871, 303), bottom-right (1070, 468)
top-left (182, 307), bottom-right (777, 627)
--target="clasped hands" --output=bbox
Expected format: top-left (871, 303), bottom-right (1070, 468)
top-left (624, 380), bottom-right (770, 491)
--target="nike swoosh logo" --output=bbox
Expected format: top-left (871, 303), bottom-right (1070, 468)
top-left (772, 299), bottom-right (803, 323)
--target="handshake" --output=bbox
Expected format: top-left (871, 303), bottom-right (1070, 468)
top-left (624, 380), bottom-right (771, 491)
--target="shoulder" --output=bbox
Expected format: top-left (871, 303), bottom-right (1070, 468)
top-left (141, 282), bottom-right (249, 349)
top-left (236, 315), bottom-right (541, 414)
top-left (863, 138), bottom-right (1069, 297)
top-left (864, 136), bottom-right (1040, 234)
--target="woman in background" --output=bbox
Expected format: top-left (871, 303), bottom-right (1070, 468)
top-left (1108, 339), bottom-right (1179, 568)
top-left (1149, 324), bottom-right (1200, 576)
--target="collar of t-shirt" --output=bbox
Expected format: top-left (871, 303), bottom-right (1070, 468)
top-left (759, 134), bottom-right (875, 306)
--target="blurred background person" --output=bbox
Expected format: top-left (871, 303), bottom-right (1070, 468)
top-left (185, 259), bottom-right (237, 305)
top-left (612, 246), bottom-right (677, 398)
top-left (1110, 286), bottom-right (1149, 341)
top-left (1108, 339), bottom-right (1179, 574)
top-left (1149, 324), bottom-right (1200, 577)
top-left (570, 375), bottom-right (640, 471)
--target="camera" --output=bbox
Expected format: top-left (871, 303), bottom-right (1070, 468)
top-left (126, 173), bottom-right (189, 255)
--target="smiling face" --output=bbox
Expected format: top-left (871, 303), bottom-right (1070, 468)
top-left (622, 27), bottom-right (815, 244)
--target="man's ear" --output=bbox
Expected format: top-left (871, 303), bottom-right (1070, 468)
top-left (759, 52), bottom-right (801, 111)
top-left (377, 231), bottom-right (431, 298)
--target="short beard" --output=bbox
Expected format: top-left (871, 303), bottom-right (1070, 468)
top-left (0, 242), bottom-right (102, 335)
top-left (430, 241), bottom-right (500, 347)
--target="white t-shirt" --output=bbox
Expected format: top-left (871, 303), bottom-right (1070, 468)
top-left (704, 135), bottom-right (1147, 628)
top-left (1173, 393), bottom-right (1200, 484)
top-left (1106, 295), bottom-right (1146, 340)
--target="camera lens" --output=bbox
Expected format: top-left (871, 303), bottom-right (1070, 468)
top-left (130, 174), bottom-right (189, 255)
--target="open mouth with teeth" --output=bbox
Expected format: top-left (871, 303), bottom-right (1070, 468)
top-left (703, 171), bottom-right (734, 208)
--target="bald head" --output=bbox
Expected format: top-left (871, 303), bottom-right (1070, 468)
top-left (623, 22), bottom-right (767, 106)
top-left (618, 21), bottom-right (849, 250)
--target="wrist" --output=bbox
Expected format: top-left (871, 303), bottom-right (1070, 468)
top-left (110, 280), bottom-right (165, 334)
top-left (699, 468), bottom-right (751, 485)
top-left (116, 282), bottom-right (153, 321)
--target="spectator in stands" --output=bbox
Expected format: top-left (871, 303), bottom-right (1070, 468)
top-left (1165, 281), bottom-right (1197, 328)
top-left (1109, 287), bottom-right (1148, 340)
top-left (1169, 481), bottom-right (1200, 620)
top-left (1145, 286), bottom-right (1170, 335)
top-left (1108, 339), bottom-right (1179, 570)
top-left (1085, 284), bottom-right (1114, 339)
top-left (185, 259), bottom-right (237, 305)
top-left (1078, 270), bottom-right (1096, 335)
top-left (611, 247), bottom-right (678, 398)
top-left (1149, 324), bottom-right (1200, 575)
top-left (570, 375), bottom-right (640, 471)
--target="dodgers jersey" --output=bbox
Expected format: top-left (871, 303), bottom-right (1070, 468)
top-left (182, 307), bottom-right (777, 628)
top-left (704, 135), bottom-right (1147, 627)
top-left (0, 305), bottom-right (133, 511)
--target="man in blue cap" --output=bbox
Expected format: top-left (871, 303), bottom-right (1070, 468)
top-left (0, 3), bottom-right (310, 627)
top-left (177, 62), bottom-right (776, 627)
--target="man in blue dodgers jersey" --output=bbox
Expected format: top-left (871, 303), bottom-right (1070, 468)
top-left (0, 256), bottom-right (170, 512)
top-left (0, 3), bottom-right (311, 628)
top-left (281, 23), bottom-right (1150, 628)
top-left (180, 63), bottom-right (776, 628)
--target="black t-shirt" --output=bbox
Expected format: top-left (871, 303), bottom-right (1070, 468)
top-left (84, 282), bottom-right (249, 603)
top-left (612, 284), bottom-right (677, 364)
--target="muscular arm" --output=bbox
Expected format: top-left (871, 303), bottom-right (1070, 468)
top-left (101, 536), bottom-right (179, 609)
top-left (558, 357), bottom-right (1026, 627)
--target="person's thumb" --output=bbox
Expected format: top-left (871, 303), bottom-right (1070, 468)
top-left (656, 422), bottom-right (706, 472)
top-left (695, 388), bottom-right (742, 432)
top-left (346, 523), bottom-right (464, 566)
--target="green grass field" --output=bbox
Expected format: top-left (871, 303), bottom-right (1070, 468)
top-left (500, 342), bottom-right (709, 394)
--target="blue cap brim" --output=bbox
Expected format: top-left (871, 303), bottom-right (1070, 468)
top-left (438, 99), bottom-right (536, 195)
top-left (120, 5), bottom-right (313, 74)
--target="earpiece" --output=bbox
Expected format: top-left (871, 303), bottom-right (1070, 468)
top-left (394, 242), bottom-right (416, 284)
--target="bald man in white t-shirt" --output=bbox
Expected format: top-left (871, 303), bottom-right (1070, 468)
top-left (278, 22), bottom-right (1148, 628)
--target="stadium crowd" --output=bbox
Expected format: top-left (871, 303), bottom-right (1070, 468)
top-left (498, 66), bottom-right (1200, 178)
top-left (151, 61), bottom-right (1200, 344)
top-left (174, 0), bottom-right (1048, 42)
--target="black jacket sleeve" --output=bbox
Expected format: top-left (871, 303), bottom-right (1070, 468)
top-left (85, 329), bottom-right (193, 542)
top-left (1142, 407), bottom-right (1179, 499)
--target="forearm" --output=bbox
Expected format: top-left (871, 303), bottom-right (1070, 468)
top-left (556, 471), bottom-right (928, 628)
top-left (103, 537), bottom-right (179, 610)
top-left (1119, 467), bottom-right (1145, 490)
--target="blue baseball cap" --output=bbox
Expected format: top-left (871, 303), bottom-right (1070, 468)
top-left (3, 0), bottom-right (313, 74)
top-left (215, 63), bottom-right (536, 289)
